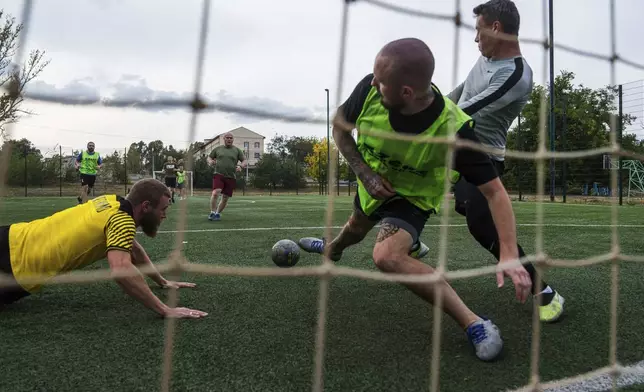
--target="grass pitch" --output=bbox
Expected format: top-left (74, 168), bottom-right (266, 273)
top-left (0, 195), bottom-right (643, 392)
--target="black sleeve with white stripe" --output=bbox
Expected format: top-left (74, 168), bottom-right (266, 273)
top-left (452, 122), bottom-right (500, 186)
top-left (458, 58), bottom-right (528, 117)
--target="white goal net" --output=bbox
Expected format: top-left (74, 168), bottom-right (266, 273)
top-left (153, 170), bottom-right (194, 197)
top-left (3, 0), bottom-right (644, 391)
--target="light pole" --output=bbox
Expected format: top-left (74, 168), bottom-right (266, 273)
top-left (245, 145), bottom-right (249, 182)
top-left (548, 0), bottom-right (555, 202)
top-left (325, 88), bottom-right (330, 195)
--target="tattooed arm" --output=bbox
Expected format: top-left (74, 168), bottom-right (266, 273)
top-left (333, 110), bottom-right (396, 200)
top-left (332, 113), bottom-right (369, 175)
top-left (333, 73), bottom-right (396, 200)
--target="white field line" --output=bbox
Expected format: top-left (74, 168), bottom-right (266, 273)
top-left (179, 196), bottom-right (633, 207)
top-left (145, 222), bottom-right (644, 235)
top-left (149, 216), bottom-right (644, 392)
top-left (536, 360), bottom-right (644, 392)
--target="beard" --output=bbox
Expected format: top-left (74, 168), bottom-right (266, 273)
top-left (140, 210), bottom-right (161, 237)
top-left (381, 97), bottom-right (405, 112)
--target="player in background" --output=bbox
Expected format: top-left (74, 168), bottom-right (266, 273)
top-left (75, 141), bottom-right (102, 204)
top-left (298, 38), bottom-right (531, 361)
top-left (0, 178), bottom-right (207, 319)
top-left (162, 156), bottom-right (178, 204)
top-left (207, 132), bottom-right (247, 221)
top-left (445, 0), bottom-right (564, 322)
top-left (176, 160), bottom-right (187, 200)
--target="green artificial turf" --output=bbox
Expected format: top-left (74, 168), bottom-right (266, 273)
top-left (0, 195), bottom-right (642, 392)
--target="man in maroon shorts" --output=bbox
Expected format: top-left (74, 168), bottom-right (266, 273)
top-left (207, 132), bottom-right (247, 221)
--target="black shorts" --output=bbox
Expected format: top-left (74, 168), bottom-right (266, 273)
top-left (176, 182), bottom-right (184, 189)
top-left (0, 225), bottom-right (31, 306)
top-left (454, 160), bottom-right (505, 216)
top-left (165, 177), bottom-right (177, 188)
top-left (80, 174), bottom-right (96, 188)
top-left (354, 193), bottom-right (431, 243)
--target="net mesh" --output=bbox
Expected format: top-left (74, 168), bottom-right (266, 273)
top-left (2, 0), bottom-right (644, 391)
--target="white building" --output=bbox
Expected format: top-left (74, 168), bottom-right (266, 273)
top-left (194, 126), bottom-right (265, 167)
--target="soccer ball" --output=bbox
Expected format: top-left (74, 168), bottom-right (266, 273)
top-left (271, 239), bottom-right (300, 268)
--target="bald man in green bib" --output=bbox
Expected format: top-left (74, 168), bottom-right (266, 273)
top-left (298, 38), bottom-right (531, 362)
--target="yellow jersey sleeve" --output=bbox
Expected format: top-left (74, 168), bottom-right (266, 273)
top-left (105, 211), bottom-right (136, 252)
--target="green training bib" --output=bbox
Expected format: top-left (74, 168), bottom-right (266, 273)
top-left (355, 86), bottom-right (469, 215)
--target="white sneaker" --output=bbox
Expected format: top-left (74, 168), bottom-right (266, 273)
top-left (466, 318), bottom-right (503, 361)
top-left (297, 237), bottom-right (342, 262)
top-left (409, 241), bottom-right (430, 259)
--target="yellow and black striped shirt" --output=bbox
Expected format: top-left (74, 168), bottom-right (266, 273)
top-left (8, 195), bottom-right (137, 293)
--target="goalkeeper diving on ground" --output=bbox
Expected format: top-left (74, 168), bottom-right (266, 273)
top-left (298, 37), bottom-right (531, 361)
top-left (0, 178), bottom-right (207, 319)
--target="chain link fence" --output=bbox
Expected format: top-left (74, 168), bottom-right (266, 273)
top-left (0, 142), bottom-right (361, 197)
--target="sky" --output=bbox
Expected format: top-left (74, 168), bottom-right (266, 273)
top-left (1, 0), bottom-right (643, 157)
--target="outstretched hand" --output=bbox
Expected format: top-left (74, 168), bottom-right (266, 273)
top-left (496, 256), bottom-right (532, 304)
top-left (164, 307), bottom-right (208, 319)
top-left (162, 281), bottom-right (197, 289)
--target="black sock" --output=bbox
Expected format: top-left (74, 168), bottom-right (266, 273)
top-left (462, 190), bottom-right (557, 306)
top-left (489, 242), bottom-right (555, 305)
top-left (522, 261), bottom-right (555, 305)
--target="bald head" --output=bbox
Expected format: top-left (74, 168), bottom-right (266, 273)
top-left (376, 38), bottom-right (435, 93)
top-left (372, 38), bottom-right (436, 112)
top-left (223, 132), bottom-right (234, 146)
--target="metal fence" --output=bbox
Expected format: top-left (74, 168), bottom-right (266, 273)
top-left (503, 80), bottom-right (644, 204)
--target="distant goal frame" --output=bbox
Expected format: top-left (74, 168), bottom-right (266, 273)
top-left (602, 154), bottom-right (644, 200)
top-left (153, 170), bottom-right (195, 197)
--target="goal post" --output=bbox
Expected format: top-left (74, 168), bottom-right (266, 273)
top-left (153, 171), bottom-right (194, 197)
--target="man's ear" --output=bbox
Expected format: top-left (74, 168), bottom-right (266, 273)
top-left (141, 200), bottom-right (151, 213)
top-left (492, 21), bottom-right (502, 34)
top-left (402, 85), bottom-right (414, 99)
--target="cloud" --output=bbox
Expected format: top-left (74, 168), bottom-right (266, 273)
top-left (212, 90), bottom-right (326, 124)
top-left (104, 75), bottom-right (191, 105)
top-left (23, 74), bottom-right (326, 125)
top-left (26, 79), bottom-right (101, 102)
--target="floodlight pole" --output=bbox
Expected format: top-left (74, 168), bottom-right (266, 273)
top-left (548, 0), bottom-right (556, 202)
top-left (618, 84), bottom-right (623, 206)
top-left (325, 88), bottom-right (330, 196)
top-left (246, 145), bottom-right (249, 181)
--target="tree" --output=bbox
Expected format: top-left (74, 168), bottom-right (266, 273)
top-left (285, 136), bottom-right (318, 164)
top-left (192, 154), bottom-right (212, 189)
top-left (338, 154), bottom-right (355, 182)
top-left (305, 138), bottom-right (329, 185)
top-left (267, 133), bottom-right (318, 164)
top-left (266, 134), bottom-right (290, 159)
top-left (144, 140), bottom-right (164, 173)
top-left (504, 70), bottom-right (637, 195)
top-left (251, 152), bottom-right (305, 190)
top-left (163, 144), bottom-right (184, 161)
top-left (101, 150), bottom-right (126, 184)
top-left (41, 154), bottom-right (62, 185)
top-left (126, 142), bottom-right (143, 174)
top-left (279, 158), bottom-right (305, 189)
top-left (251, 152), bottom-right (282, 189)
top-left (0, 138), bottom-right (44, 186)
top-left (0, 10), bottom-right (50, 137)
top-left (304, 138), bottom-right (358, 190)
top-left (122, 141), bottom-right (187, 175)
